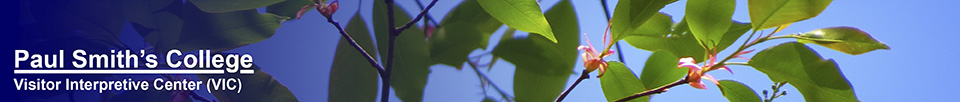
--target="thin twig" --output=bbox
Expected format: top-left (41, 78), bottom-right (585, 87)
top-left (555, 70), bottom-right (591, 102)
top-left (396, 0), bottom-right (439, 33)
top-left (325, 16), bottom-right (387, 74)
top-left (414, 0), bottom-right (440, 26)
top-left (383, 0), bottom-right (397, 102)
top-left (469, 61), bottom-right (514, 102)
top-left (616, 79), bottom-right (689, 102)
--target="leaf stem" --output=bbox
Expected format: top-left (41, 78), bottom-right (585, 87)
top-left (555, 70), bottom-right (591, 102)
top-left (615, 79), bottom-right (689, 102)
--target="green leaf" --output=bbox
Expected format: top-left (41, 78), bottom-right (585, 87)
top-left (478, 0), bottom-right (557, 43)
top-left (627, 18), bottom-right (750, 63)
top-left (198, 65), bottom-right (298, 102)
top-left (430, 0), bottom-right (503, 68)
top-left (177, 2), bottom-right (283, 52)
top-left (717, 21), bottom-right (752, 51)
top-left (748, 0), bottom-right (833, 29)
top-left (631, 13), bottom-right (674, 36)
top-left (492, 0), bottom-right (579, 101)
top-left (267, 0), bottom-right (315, 19)
top-left (327, 13), bottom-right (379, 102)
top-left (373, 1), bottom-right (432, 101)
top-left (187, 0), bottom-right (284, 13)
top-left (717, 80), bottom-right (762, 102)
top-left (639, 51), bottom-right (684, 90)
top-left (600, 62), bottom-right (648, 102)
top-left (482, 97), bottom-right (498, 102)
top-left (119, 0), bottom-right (184, 51)
top-left (749, 42), bottom-right (860, 102)
top-left (686, 0), bottom-right (736, 49)
top-left (610, 0), bottom-right (675, 42)
top-left (797, 27), bottom-right (889, 55)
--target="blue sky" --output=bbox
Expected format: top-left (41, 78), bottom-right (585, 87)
top-left (226, 0), bottom-right (960, 101)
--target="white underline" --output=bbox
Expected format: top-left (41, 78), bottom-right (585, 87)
top-left (13, 70), bottom-right (255, 74)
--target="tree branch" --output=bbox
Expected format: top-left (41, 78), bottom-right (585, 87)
top-left (555, 70), bottom-right (591, 102)
top-left (383, 0), bottom-right (398, 102)
top-left (325, 16), bottom-right (387, 74)
top-left (396, 0), bottom-right (439, 33)
top-left (616, 79), bottom-right (689, 102)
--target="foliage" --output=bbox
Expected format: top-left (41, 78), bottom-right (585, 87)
top-left (49, 0), bottom-right (887, 101)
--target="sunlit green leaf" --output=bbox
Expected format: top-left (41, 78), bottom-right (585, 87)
top-left (199, 65), bottom-right (298, 102)
top-left (749, 42), bottom-right (860, 102)
top-left (373, 1), bottom-right (431, 101)
top-left (492, 1), bottom-right (579, 101)
top-left (717, 80), bottom-right (762, 102)
top-left (187, 0), bottom-right (283, 13)
top-left (600, 62), bottom-right (648, 102)
top-left (327, 13), bottom-right (379, 102)
top-left (267, 0), bottom-right (315, 19)
top-left (627, 19), bottom-right (749, 63)
top-left (797, 27), bottom-right (889, 55)
top-left (430, 0), bottom-right (502, 69)
top-left (640, 51), bottom-right (684, 90)
top-left (631, 13), bottom-right (673, 36)
top-left (478, 0), bottom-right (557, 43)
top-left (610, 0), bottom-right (675, 42)
top-left (177, 2), bottom-right (283, 52)
top-left (686, 0), bottom-right (735, 49)
top-left (749, 0), bottom-right (833, 29)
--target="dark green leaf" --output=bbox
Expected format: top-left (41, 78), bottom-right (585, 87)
top-left (373, 1), bottom-right (431, 101)
top-left (430, 0), bottom-right (503, 68)
top-left (482, 96), bottom-right (498, 102)
top-left (327, 13), bottom-right (379, 102)
top-left (119, 0), bottom-right (183, 51)
top-left (187, 0), bottom-right (284, 13)
top-left (610, 0), bottom-right (675, 41)
top-left (198, 65), bottom-right (298, 102)
top-left (717, 80), bottom-right (762, 102)
top-left (600, 62), bottom-right (648, 102)
top-left (177, 2), bottom-right (283, 52)
top-left (686, 0), bottom-right (735, 49)
top-left (267, 0), bottom-right (315, 19)
top-left (492, 1), bottom-right (579, 101)
top-left (639, 51), bottom-right (684, 90)
top-left (478, 0), bottom-right (557, 43)
top-left (748, 0), bottom-right (833, 29)
top-left (749, 42), bottom-right (860, 102)
top-left (797, 27), bottom-right (889, 55)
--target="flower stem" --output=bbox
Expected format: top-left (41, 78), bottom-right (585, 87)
top-left (555, 70), bottom-right (591, 102)
top-left (615, 79), bottom-right (689, 102)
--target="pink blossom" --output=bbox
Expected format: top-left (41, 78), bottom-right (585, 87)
top-left (579, 32), bottom-right (615, 78)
